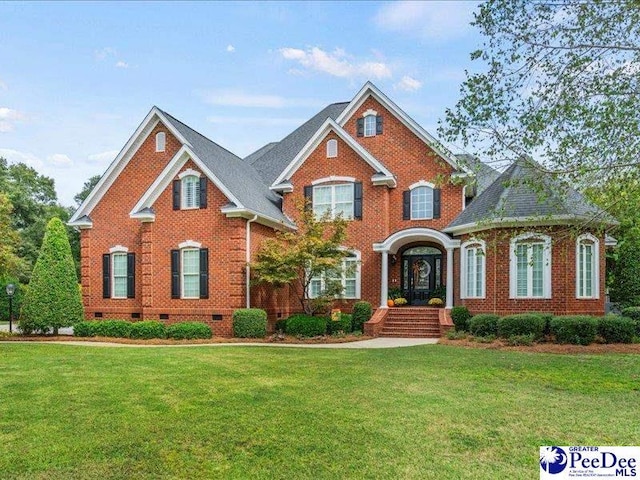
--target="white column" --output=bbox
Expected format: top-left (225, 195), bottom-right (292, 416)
top-left (380, 251), bottom-right (389, 308)
top-left (446, 247), bottom-right (454, 309)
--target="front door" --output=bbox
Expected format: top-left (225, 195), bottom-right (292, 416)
top-left (401, 247), bottom-right (442, 305)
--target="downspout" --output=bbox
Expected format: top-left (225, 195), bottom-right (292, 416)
top-left (245, 215), bottom-right (258, 309)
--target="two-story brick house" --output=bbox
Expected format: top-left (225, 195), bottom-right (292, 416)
top-left (69, 82), bottom-right (615, 336)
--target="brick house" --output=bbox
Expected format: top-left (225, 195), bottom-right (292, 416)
top-left (69, 82), bottom-right (616, 337)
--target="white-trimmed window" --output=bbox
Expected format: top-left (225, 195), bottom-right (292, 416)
top-left (326, 139), bottom-right (338, 158)
top-left (182, 175), bottom-right (200, 209)
top-left (181, 248), bottom-right (200, 299)
top-left (156, 132), bottom-right (166, 152)
top-left (576, 234), bottom-right (599, 299)
top-left (313, 183), bottom-right (354, 219)
top-left (112, 252), bottom-right (128, 298)
top-left (509, 233), bottom-right (552, 299)
top-left (364, 115), bottom-right (376, 137)
top-left (410, 184), bottom-right (434, 220)
top-left (309, 251), bottom-right (360, 299)
top-left (461, 240), bottom-right (486, 299)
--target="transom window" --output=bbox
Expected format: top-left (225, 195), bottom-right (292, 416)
top-left (411, 186), bottom-right (434, 220)
top-left (181, 248), bottom-right (200, 299)
top-left (461, 241), bottom-right (485, 299)
top-left (309, 252), bottom-right (360, 299)
top-left (326, 139), bottom-right (338, 158)
top-left (182, 175), bottom-right (200, 209)
top-left (156, 132), bottom-right (166, 152)
top-left (112, 253), bottom-right (128, 299)
top-left (364, 115), bottom-right (376, 137)
top-left (510, 234), bottom-right (551, 298)
top-left (576, 234), bottom-right (599, 299)
top-left (313, 184), bottom-right (354, 219)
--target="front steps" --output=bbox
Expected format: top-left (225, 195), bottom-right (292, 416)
top-left (380, 307), bottom-right (442, 338)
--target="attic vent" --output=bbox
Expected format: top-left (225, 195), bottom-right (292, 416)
top-left (326, 139), bottom-right (338, 158)
top-left (156, 132), bottom-right (166, 152)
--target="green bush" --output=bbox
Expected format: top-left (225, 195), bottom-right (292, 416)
top-left (621, 307), bottom-right (640, 336)
top-left (598, 315), bottom-right (636, 344)
top-left (73, 321), bottom-right (96, 337)
top-left (233, 309), bottom-right (267, 338)
top-left (285, 314), bottom-right (327, 337)
top-left (450, 306), bottom-right (472, 331)
top-left (274, 318), bottom-right (287, 333)
top-left (446, 329), bottom-right (467, 340)
top-left (497, 314), bottom-right (545, 340)
top-left (129, 321), bottom-right (166, 339)
top-left (166, 322), bottom-right (212, 340)
top-left (20, 218), bottom-right (84, 334)
top-left (468, 314), bottom-right (500, 337)
top-left (351, 301), bottom-right (372, 332)
top-left (93, 320), bottom-right (133, 338)
top-left (505, 334), bottom-right (536, 346)
top-left (327, 313), bottom-right (352, 335)
top-left (550, 316), bottom-right (598, 345)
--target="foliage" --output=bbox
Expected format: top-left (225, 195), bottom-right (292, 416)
top-left (19, 218), bottom-right (83, 334)
top-left (252, 200), bottom-right (349, 315)
top-left (232, 309), bottom-right (267, 338)
top-left (0, 275), bottom-right (27, 322)
top-left (351, 301), bottom-right (372, 332)
top-left (441, 1), bottom-right (640, 188)
top-left (0, 194), bottom-right (27, 278)
top-left (274, 318), bottom-right (287, 333)
top-left (598, 315), bottom-right (636, 344)
top-left (497, 314), bottom-right (545, 340)
top-left (450, 306), bottom-right (472, 332)
top-left (446, 329), bottom-right (467, 340)
top-left (387, 287), bottom-right (402, 300)
top-left (393, 298), bottom-right (407, 306)
top-left (166, 322), bottom-right (213, 340)
top-left (74, 175), bottom-right (101, 206)
top-left (129, 321), bottom-right (166, 340)
top-left (621, 307), bottom-right (640, 336)
top-left (285, 314), bottom-right (327, 337)
top-left (468, 314), bottom-right (500, 337)
top-left (505, 334), bottom-right (536, 346)
top-left (429, 285), bottom-right (446, 301)
top-left (326, 313), bottom-right (352, 335)
top-left (610, 228), bottom-right (640, 308)
top-left (550, 316), bottom-right (598, 345)
top-left (93, 320), bottom-right (133, 338)
top-left (73, 321), bottom-right (96, 338)
top-left (428, 297), bottom-right (444, 307)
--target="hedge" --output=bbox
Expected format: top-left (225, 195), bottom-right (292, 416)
top-left (274, 318), bottom-right (287, 333)
top-left (233, 309), bottom-right (267, 338)
top-left (93, 320), bottom-right (132, 338)
top-left (285, 314), bottom-right (327, 337)
top-left (450, 306), bottom-right (472, 332)
top-left (129, 321), bottom-right (166, 339)
top-left (468, 314), bottom-right (499, 337)
top-left (597, 315), bottom-right (636, 344)
top-left (497, 314), bottom-right (545, 340)
top-left (73, 321), bottom-right (96, 337)
top-left (550, 316), bottom-right (598, 345)
top-left (327, 313), bottom-right (352, 335)
top-left (621, 307), bottom-right (640, 336)
top-left (351, 302), bottom-right (372, 332)
top-left (166, 322), bottom-right (212, 340)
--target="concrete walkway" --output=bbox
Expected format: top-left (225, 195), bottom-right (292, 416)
top-left (0, 323), bottom-right (74, 335)
top-left (4, 337), bottom-right (439, 349)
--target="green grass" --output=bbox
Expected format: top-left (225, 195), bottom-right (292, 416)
top-left (0, 344), bottom-right (639, 479)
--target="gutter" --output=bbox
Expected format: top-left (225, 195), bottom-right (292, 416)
top-left (245, 215), bottom-right (258, 309)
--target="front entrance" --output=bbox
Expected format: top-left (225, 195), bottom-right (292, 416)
top-left (401, 246), bottom-right (442, 305)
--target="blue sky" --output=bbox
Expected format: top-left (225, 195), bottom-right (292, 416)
top-left (0, 1), bottom-right (482, 207)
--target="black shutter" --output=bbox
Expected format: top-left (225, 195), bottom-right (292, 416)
top-left (127, 253), bottom-right (135, 299)
top-left (433, 188), bottom-right (441, 219)
top-left (403, 190), bottom-right (411, 220)
top-left (303, 185), bottom-right (313, 212)
top-left (102, 254), bottom-right (111, 298)
top-left (172, 180), bottom-right (181, 210)
top-left (199, 248), bottom-right (209, 299)
top-left (171, 250), bottom-right (180, 299)
top-left (356, 118), bottom-right (364, 137)
top-left (353, 182), bottom-right (363, 220)
top-left (376, 115), bottom-right (383, 135)
top-left (199, 177), bottom-right (207, 209)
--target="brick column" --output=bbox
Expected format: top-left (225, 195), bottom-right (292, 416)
top-left (79, 228), bottom-right (92, 314)
top-left (141, 221), bottom-right (154, 318)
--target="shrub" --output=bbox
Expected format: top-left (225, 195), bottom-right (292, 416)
top-left (446, 329), bottom-right (467, 340)
top-left (20, 218), bottom-right (84, 334)
top-left (497, 314), bottom-right (546, 340)
top-left (394, 298), bottom-right (407, 306)
top-left (93, 320), bottom-right (132, 338)
top-left (233, 309), bottom-right (267, 338)
top-left (550, 316), bottom-right (598, 345)
top-left (621, 307), bottom-right (640, 336)
top-left (285, 314), bottom-right (327, 337)
top-left (505, 334), bottom-right (536, 346)
top-left (450, 306), bottom-right (472, 331)
top-left (468, 314), bottom-right (500, 337)
top-left (352, 301), bottom-right (372, 332)
top-left (530, 312), bottom-right (554, 336)
top-left (73, 321), bottom-right (96, 337)
top-left (129, 321), bottom-right (166, 339)
top-left (166, 322), bottom-right (212, 340)
top-left (274, 318), bottom-right (287, 333)
top-left (597, 315), bottom-right (636, 344)
top-left (428, 297), bottom-right (444, 307)
top-left (327, 313), bottom-right (352, 335)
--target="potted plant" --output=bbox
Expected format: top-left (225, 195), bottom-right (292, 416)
top-left (394, 297), bottom-right (408, 306)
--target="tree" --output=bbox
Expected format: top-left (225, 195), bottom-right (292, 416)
top-left (74, 175), bottom-right (100, 206)
top-left (441, 0), bottom-right (640, 184)
top-left (0, 193), bottom-right (27, 278)
top-left (609, 227), bottom-right (640, 308)
top-left (251, 201), bottom-right (350, 315)
top-left (20, 217), bottom-right (83, 334)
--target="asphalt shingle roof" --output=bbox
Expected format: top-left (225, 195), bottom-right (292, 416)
top-left (455, 154), bottom-right (500, 195)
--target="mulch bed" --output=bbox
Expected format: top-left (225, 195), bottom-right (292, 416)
top-left (439, 337), bottom-right (640, 354)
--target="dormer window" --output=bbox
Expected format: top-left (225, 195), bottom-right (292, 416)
top-left (327, 139), bottom-right (338, 158)
top-left (156, 132), bottom-right (166, 152)
top-left (356, 110), bottom-right (383, 137)
top-left (364, 115), bottom-right (376, 137)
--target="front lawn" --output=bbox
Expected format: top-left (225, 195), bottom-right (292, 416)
top-left (0, 344), bottom-right (638, 479)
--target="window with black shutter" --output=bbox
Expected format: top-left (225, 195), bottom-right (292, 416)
top-left (353, 182), bottom-right (363, 220)
top-left (171, 249), bottom-right (180, 299)
top-left (127, 253), bottom-right (136, 298)
top-left (199, 248), bottom-right (209, 299)
top-left (102, 254), bottom-right (111, 298)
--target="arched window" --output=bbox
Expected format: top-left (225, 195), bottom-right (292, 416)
top-left (576, 234), bottom-right (599, 299)
top-left (181, 175), bottom-right (200, 209)
top-left (156, 132), bottom-right (166, 152)
top-left (363, 115), bottom-right (376, 137)
top-left (509, 233), bottom-right (552, 298)
top-left (461, 240), bottom-right (486, 299)
top-left (410, 183), bottom-right (434, 220)
top-left (326, 139), bottom-right (338, 158)
top-left (170, 241), bottom-right (209, 300)
top-left (308, 250), bottom-right (361, 299)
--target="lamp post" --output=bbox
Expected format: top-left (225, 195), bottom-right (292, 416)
top-left (6, 283), bottom-right (15, 333)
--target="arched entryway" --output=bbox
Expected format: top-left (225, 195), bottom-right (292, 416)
top-left (400, 245), bottom-right (443, 305)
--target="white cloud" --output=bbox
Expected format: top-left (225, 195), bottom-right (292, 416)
top-left (279, 46), bottom-right (392, 79)
top-left (87, 150), bottom-right (119, 164)
top-left (95, 47), bottom-right (117, 61)
top-left (207, 116), bottom-right (306, 127)
top-left (395, 75), bottom-right (423, 92)
top-left (0, 107), bottom-right (26, 132)
top-left (48, 153), bottom-right (73, 168)
top-left (115, 60), bottom-right (129, 69)
top-left (199, 89), bottom-right (322, 109)
top-left (226, 44), bottom-right (235, 53)
top-left (0, 148), bottom-right (44, 169)
top-left (374, 1), bottom-right (476, 40)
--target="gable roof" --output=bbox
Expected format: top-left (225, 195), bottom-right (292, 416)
top-left (444, 157), bottom-right (618, 234)
top-left (245, 102), bottom-right (350, 185)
